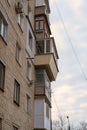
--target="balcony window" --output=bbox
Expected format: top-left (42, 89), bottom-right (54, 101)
top-left (35, 69), bottom-right (50, 89)
top-left (14, 79), bottom-right (20, 106)
top-left (36, 40), bottom-right (51, 54)
top-left (46, 104), bottom-right (49, 118)
top-left (0, 11), bottom-right (8, 39)
top-left (36, 38), bottom-right (58, 63)
top-left (35, 20), bottom-right (44, 32)
top-left (0, 61), bottom-right (5, 91)
top-left (36, 40), bottom-right (44, 54)
top-left (35, 69), bottom-right (45, 86)
top-left (46, 40), bottom-right (50, 52)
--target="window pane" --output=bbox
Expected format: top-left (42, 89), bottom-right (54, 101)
top-left (18, 14), bottom-right (22, 26)
top-left (46, 40), bottom-right (50, 52)
top-left (40, 21), bottom-right (43, 29)
top-left (29, 32), bottom-right (32, 50)
top-left (0, 11), bottom-right (8, 38)
top-left (27, 62), bottom-right (32, 80)
top-left (46, 104), bottom-right (49, 118)
top-left (14, 80), bottom-right (20, 105)
top-left (0, 118), bottom-right (2, 130)
top-left (36, 40), bottom-right (44, 54)
top-left (36, 21), bottom-right (39, 30)
top-left (16, 43), bottom-right (21, 62)
top-left (0, 61), bottom-right (5, 90)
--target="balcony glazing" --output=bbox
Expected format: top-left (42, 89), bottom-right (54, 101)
top-left (35, 69), bottom-right (51, 102)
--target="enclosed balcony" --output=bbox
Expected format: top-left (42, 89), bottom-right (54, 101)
top-left (35, 0), bottom-right (50, 13)
top-left (35, 69), bottom-right (51, 104)
top-left (34, 37), bottom-right (59, 81)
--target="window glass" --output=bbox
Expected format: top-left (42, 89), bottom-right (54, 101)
top-left (0, 118), bottom-right (2, 130)
top-left (16, 43), bottom-right (21, 63)
top-left (0, 11), bottom-right (8, 39)
top-left (27, 62), bottom-right (32, 80)
top-left (18, 14), bottom-right (23, 27)
top-left (46, 40), bottom-right (50, 52)
top-left (14, 80), bottom-right (20, 105)
top-left (29, 31), bottom-right (32, 50)
top-left (0, 61), bottom-right (5, 91)
top-left (46, 104), bottom-right (49, 118)
top-left (26, 95), bottom-right (30, 113)
top-left (40, 21), bottom-right (44, 29)
top-left (36, 21), bottom-right (39, 30)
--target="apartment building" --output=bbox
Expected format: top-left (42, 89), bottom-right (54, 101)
top-left (0, 0), bottom-right (59, 130)
top-left (34, 0), bottom-right (59, 130)
top-left (0, 0), bottom-right (35, 130)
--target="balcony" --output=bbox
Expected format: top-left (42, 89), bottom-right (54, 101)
top-left (35, 69), bottom-right (51, 104)
top-left (35, 5), bottom-right (50, 25)
top-left (35, 0), bottom-right (50, 14)
top-left (34, 38), bottom-right (59, 81)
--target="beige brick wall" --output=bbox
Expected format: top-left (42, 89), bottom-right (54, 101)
top-left (0, 0), bottom-right (35, 130)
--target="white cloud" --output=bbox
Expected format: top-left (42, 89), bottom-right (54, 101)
top-left (50, 0), bottom-right (87, 126)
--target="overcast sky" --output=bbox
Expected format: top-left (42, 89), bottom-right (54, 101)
top-left (50, 0), bottom-right (87, 126)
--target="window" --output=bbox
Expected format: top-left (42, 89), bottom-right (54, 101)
top-left (35, 20), bottom-right (44, 31)
top-left (0, 11), bottom-right (8, 39)
top-left (16, 43), bottom-right (21, 63)
top-left (13, 126), bottom-right (18, 130)
top-left (18, 13), bottom-right (23, 27)
top-left (0, 118), bottom-right (2, 130)
top-left (46, 104), bottom-right (49, 118)
top-left (29, 31), bottom-right (32, 50)
top-left (27, 62), bottom-right (32, 80)
top-left (0, 61), bottom-right (5, 91)
top-left (46, 40), bottom-right (50, 53)
top-left (14, 79), bottom-right (20, 106)
top-left (36, 40), bottom-right (44, 54)
top-left (26, 94), bottom-right (30, 113)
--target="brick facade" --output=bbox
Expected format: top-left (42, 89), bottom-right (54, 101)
top-left (0, 0), bottom-right (35, 130)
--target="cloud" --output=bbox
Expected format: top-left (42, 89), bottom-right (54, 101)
top-left (50, 0), bottom-right (87, 126)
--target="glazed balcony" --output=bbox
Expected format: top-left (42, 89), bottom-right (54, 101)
top-left (35, 0), bottom-right (50, 13)
top-left (35, 6), bottom-right (50, 24)
top-left (34, 38), bottom-right (59, 81)
top-left (35, 69), bottom-right (51, 104)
